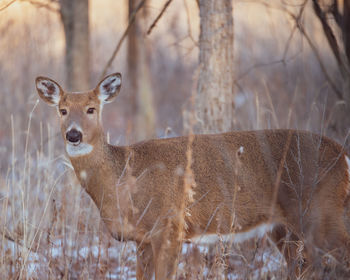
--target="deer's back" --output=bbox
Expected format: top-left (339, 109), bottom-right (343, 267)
top-left (124, 129), bottom-right (349, 238)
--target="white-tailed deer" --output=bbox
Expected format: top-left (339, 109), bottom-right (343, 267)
top-left (36, 73), bottom-right (350, 279)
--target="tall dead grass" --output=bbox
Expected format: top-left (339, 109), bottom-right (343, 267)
top-left (0, 0), bottom-right (348, 279)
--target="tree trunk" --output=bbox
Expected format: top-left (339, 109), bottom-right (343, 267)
top-left (196, 0), bottom-right (235, 134)
top-left (318, 0), bottom-right (350, 140)
top-left (339, 0), bottom-right (350, 139)
top-left (127, 0), bottom-right (155, 141)
top-left (343, 0), bottom-right (350, 63)
top-left (128, 0), bottom-right (139, 118)
top-left (194, 0), bottom-right (235, 274)
top-left (59, 0), bottom-right (90, 91)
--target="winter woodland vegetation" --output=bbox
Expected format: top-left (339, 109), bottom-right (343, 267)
top-left (0, 0), bottom-right (349, 278)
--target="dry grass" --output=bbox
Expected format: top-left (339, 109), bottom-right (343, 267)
top-left (0, 0), bottom-right (348, 279)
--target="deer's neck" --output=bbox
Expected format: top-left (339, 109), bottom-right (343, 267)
top-left (69, 138), bottom-right (127, 183)
top-left (68, 138), bottom-right (134, 239)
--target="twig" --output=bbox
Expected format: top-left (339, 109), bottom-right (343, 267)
top-left (259, 0), bottom-right (343, 99)
top-left (235, 59), bottom-right (285, 81)
top-left (312, 0), bottom-right (346, 77)
top-left (268, 130), bottom-right (293, 223)
top-left (282, 24), bottom-right (297, 61)
top-left (281, 0), bottom-right (307, 7)
top-left (234, 1), bottom-right (304, 82)
top-left (1, 227), bottom-right (48, 255)
top-left (275, 0), bottom-right (343, 99)
top-left (21, 0), bottom-right (59, 12)
top-left (20, 168), bottom-right (68, 277)
top-left (330, 0), bottom-right (342, 27)
top-left (0, 0), bottom-right (16, 12)
top-left (147, 0), bottom-right (173, 35)
top-left (282, 1), bottom-right (306, 61)
top-left (183, 0), bottom-right (198, 46)
top-left (293, 13), bottom-right (343, 99)
top-left (100, 0), bottom-right (146, 79)
top-left (275, 0), bottom-right (344, 99)
top-left (0, 0), bottom-right (59, 13)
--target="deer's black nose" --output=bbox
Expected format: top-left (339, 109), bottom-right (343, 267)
top-left (66, 129), bottom-right (82, 144)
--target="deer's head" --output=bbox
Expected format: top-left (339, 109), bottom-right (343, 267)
top-left (35, 73), bottom-right (122, 157)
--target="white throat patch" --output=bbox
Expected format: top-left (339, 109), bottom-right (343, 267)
top-left (66, 143), bottom-right (93, 157)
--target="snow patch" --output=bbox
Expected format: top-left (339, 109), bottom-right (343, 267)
top-left (190, 223), bottom-right (275, 244)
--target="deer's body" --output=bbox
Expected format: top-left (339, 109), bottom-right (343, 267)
top-left (36, 73), bottom-right (350, 279)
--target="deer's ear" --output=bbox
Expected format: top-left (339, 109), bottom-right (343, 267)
top-left (96, 73), bottom-right (122, 104)
top-left (35, 77), bottom-right (63, 106)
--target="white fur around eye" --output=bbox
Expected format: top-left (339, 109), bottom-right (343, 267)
top-left (99, 75), bottom-right (121, 103)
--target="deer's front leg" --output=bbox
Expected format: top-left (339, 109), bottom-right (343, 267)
top-left (151, 223), bottom-right (182, 280)
top-left (136, 242), bottom-right (155, 280)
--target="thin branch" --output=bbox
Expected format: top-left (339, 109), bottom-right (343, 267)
top-left (312, 0), bottom-right (346, 77)
top-left (282, 0), bottom-right (306, 61)
top-left (234, 0), bottom-right (342, 99)
top-left (0, 0), bottom-right (59, 13)
top-left (234, 2), bottom-right (303, 83)
top-left (330, 0), bottom-right (342, 27)
top-left (277, 1), bottom-right (344, 99)
top-left (100, 0), bottom-right (146, 79)
top-left (2, 226), bottom-right (67, 278)
top-left (267, 130), bottom-right (293, 232)
top-left (21, 0), bottom-right (59, 12)
top-left (281, 0), bottom-right (308, 7)
top-left (0, 0), bottom-right (16, 12)
top-left (1, 227), bottom-right (48, 255)
top-left (282, 24), bottom-right (298, 61)
top-left (295, 14), bottom-right (343, 99)
top-left (183, 0), bottom-right (198, 46)
top-left (147, 0), bottom-right (173, 35)
top-left (236, 59), bottom-right (285, 81)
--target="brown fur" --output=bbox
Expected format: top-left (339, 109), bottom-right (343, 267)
top-left (36, 73), bottom-right (350, 279)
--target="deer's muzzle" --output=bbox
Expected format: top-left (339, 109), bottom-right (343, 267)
top-left (66, 129), bottom-right (82, 144)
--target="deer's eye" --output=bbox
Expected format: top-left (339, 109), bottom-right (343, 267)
top-left (87, 108), bottom-right (95, 114)
top-left (60, 109), bottom-right (67, 116)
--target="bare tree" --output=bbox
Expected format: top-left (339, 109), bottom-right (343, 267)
top-left (59, 0), bottom-right (90, 91)
top-left (127, 0), bottom-right (155, 141)
top-left (196, 0), bottom-right (235, 134)
top-left (311, 0), bottom-right (350, 138)
top-left (193, 0), bottom-right (235, 275)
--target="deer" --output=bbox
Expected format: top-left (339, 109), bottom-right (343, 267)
top-left (36, 72), bottom-right (350, 279)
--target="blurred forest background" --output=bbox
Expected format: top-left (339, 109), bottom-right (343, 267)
top-left (0, 0), bottom-right (349, 278)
